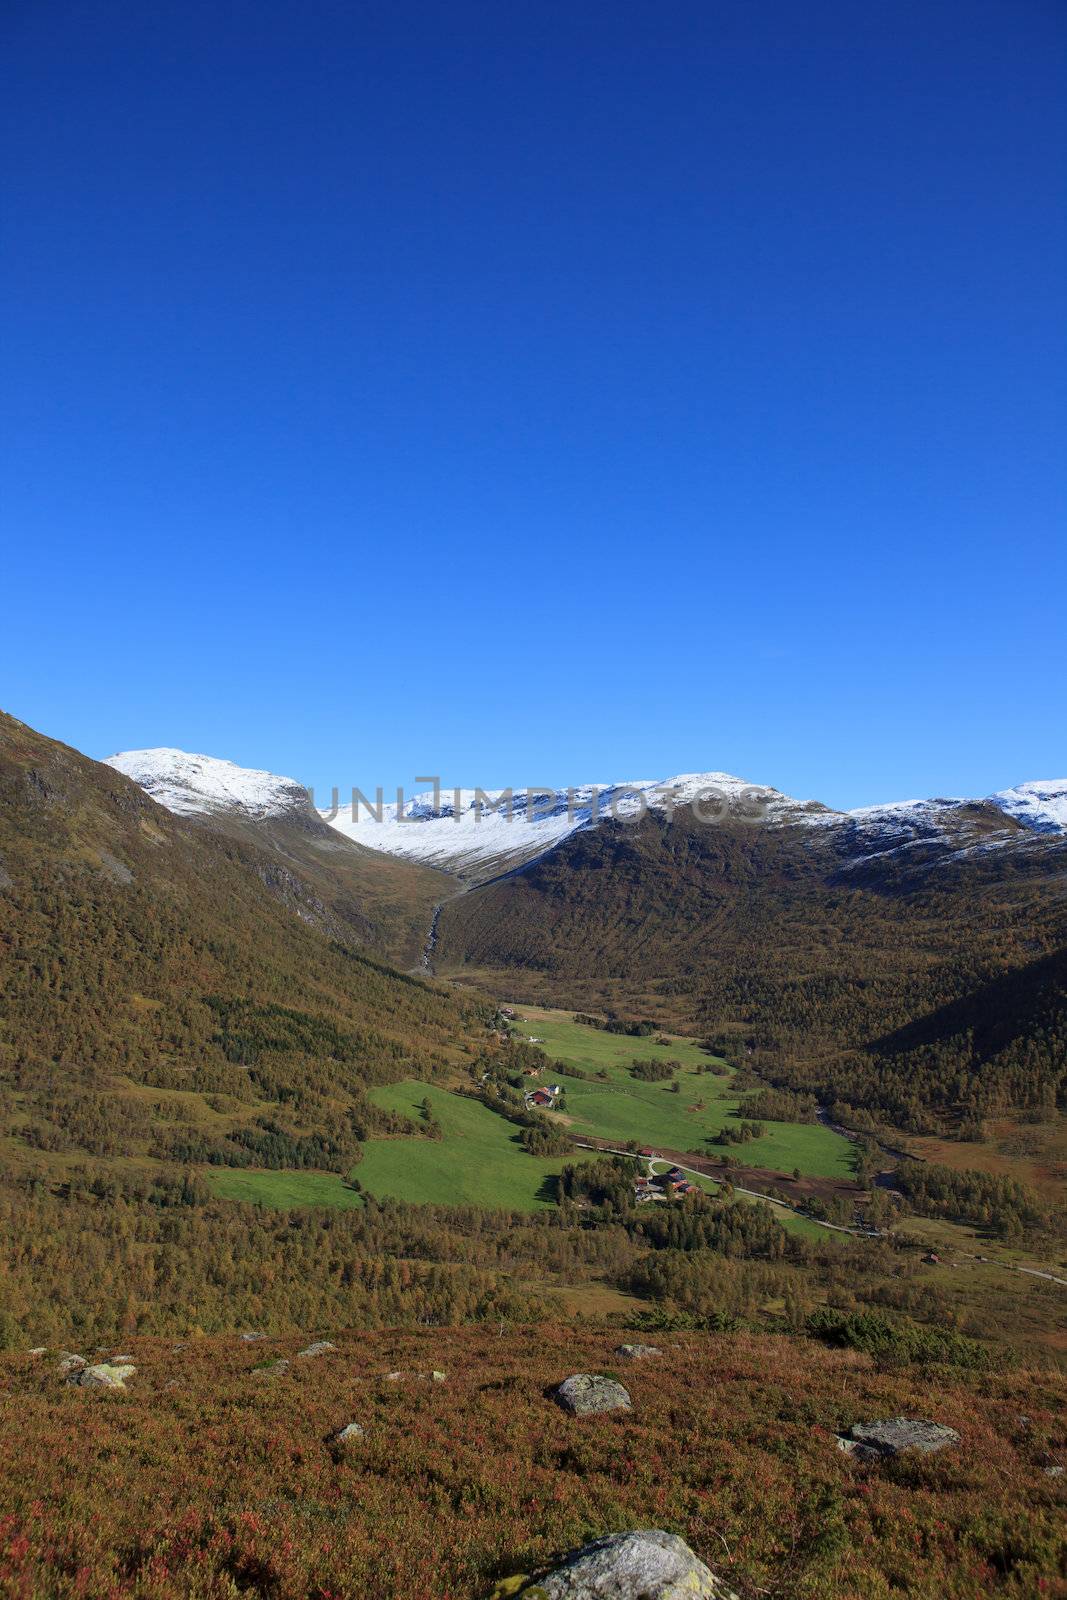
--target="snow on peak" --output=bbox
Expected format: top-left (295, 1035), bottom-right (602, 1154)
top-left (845, 796), bottom-right (964, 829)
top-left (104, 748), bottom-right (309, 819)
top-left (321, 773), bottom-right (817, 874)
top-left (989, 779), bottom-right (1067, 835)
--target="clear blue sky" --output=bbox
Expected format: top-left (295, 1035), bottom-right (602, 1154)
top-left (2, 0), bottom-right (1064, 809)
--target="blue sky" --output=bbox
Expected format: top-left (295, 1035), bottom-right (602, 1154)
top-left (2, 0), bottom-right (1064, 809)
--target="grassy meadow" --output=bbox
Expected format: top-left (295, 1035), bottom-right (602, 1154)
top-left (512, 1006), bottom-right (855, 1179)
top-left (357, 1081), bottom-right (592, 1208)
top-left (203, 1006), bottom-right (856, 1216)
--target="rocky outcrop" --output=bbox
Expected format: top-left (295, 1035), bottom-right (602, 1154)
top-left (838, 1418), bottom-right (960, 1459)
top-left (56, 1353), bottom-right (86, 1374)
top-left (297, 1341), bottom-right (336, 1358)
top-left (384, 1369), bottom-right (446, 1383)
top-left (508, 1529), bottom-right (737, 1598)
top-left (335, 1423), bottom-right (365, 1444)
top-left (553, 1374), bottom-right (631, 1416)
top-left (615, 1344), bottom-right (662, 1359)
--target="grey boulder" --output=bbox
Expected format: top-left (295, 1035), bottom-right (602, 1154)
top-left (615, 1344), bottom-right (662, 1359)
top-left (553, 1374), bottom-right (631, 1416)
top-left (57, 1353), bottom-right (87, 1373)
top-left (297, 1341), bottom-right (337, 1358)
top-left (70, 1363), bottom-right (135, 1390)
top-left (839, 1418), bottom-right (960, 1460)
top-left (336, 1422), bottom-right (365, 1444)
top-left (518, 1529), bottom-right (737, 1598)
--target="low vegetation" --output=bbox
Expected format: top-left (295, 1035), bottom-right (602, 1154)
top-left (0, 1326), bottom-right (1063, 1599)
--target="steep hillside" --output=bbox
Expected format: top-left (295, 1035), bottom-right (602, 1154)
top-left (105, 747), bottom-right (454, 967)
top-left (434, 803), bottom-right (1067, 1132)
top-left (0, 711), bottom-right (481, 1180)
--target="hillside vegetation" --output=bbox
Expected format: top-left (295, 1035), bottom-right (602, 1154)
top-left (435, 807), bottom-right (1067, 1134)
top-left (0, 1325), bottom-right (1063, 1599)
top-left (0, 709), bottom-right (482, 1203)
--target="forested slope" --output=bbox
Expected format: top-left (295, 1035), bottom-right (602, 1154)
top-left (435, 805), bottom-right (1067, 1131)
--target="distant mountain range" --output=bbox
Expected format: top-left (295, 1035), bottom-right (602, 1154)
top-left (104, 747), bottom-right (1067, 880)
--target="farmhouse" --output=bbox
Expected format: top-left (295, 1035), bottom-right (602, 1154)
top-left (527, 1089), bottom-right (555, 1108)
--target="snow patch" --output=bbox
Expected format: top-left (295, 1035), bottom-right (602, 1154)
top-left (989, 780), bottom-right (1067, 835)
top-left (104, 749), bottom-right (308, 819)
top-left (322, 774), bottom-right (826, 873)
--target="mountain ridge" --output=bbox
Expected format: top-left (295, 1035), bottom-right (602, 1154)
top-left (103, 746), bottom-right (1067, 881)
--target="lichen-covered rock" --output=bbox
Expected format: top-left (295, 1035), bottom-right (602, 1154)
top-left (27, 1347), bottom-right (47, 1357)
top-left (553, 1374), bottom-right (632, 1416)
top-left (57, 1354), bottom-right (87, 1374)
top-left (336, 1423), bottom-right (364, 1444)
top-left (384, 1369), bottom-right (447, 1383)
top-left (615, 1344), bottom-right (662, 1359)
top-left (253, 1359), bottom-right (291, 1379)
top-left (297, 1341), bottom-right (336, 1358)
top-left (240, 1332), bottom-right (267, 1343)
top-left (510, 1529), bottom-right (737, 1598)
top-left (840, 1418), bottom-right (960, 1460)
top-left (70, 1363), bottom-right (135, 1390)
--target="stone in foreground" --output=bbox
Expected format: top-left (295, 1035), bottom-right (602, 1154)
top-left (615, 1343), bottom-right (662, 1359)
top-left (553, 1374), bottom-right (631, 1416)
top-left (70, 1363), bottom-right (136, 1390)
top-left (336, 1423), bottom-right (365, 1444)
top-left (253, 1359), bottom-right (291, 1379)
top-left (839, 1418), bottom-right (960, 1460)
top-left (511, 1529), bottom-right (738, 1598)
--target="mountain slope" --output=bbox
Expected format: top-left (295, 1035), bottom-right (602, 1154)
top-left (105, 747), bottom-right (454, 967)
top-left (0, 711), bottom-right (480, 1178)
top-left (322, 773), bottom-right (829, 878)
top-left (433, 799), bottom-right (1067, 1131)
top-left (319, 770), bottom-right (1067, 879)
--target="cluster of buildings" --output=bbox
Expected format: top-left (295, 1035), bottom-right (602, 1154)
top-left (524, 1082), bottom-right (563, 1109)
top-left (633, 1165), bottom-right (698, 1203)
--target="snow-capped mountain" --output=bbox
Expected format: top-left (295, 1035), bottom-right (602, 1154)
top-left (104, 748), bottom-right (310, 819)
top-left (321, 773), bottom-right (825, 876)
top-left (988, 780), bottom-right (1067, 835)
top-left (103, 746), bottom-right (1067, 883)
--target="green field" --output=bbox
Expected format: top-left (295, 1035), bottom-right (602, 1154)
top-left (356, 1081), bottom-right (592, 1209)
top-left (513, 1011), bottom-right (714, 1074)
top-left (515, 1008), bottom-right (854, 1179)
top-left (207, 1168), bottom-right (365, 1208)
top-left (206, 1008), bottom-right (853, 1217)
top-left (208, 1085), bottom-right (584, 1213)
